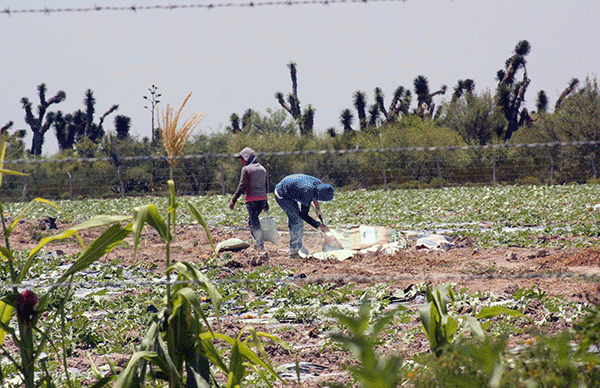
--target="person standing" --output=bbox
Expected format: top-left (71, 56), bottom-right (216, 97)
top-left (230, 147), bottom-right (269, 250)
top-left (274, 173), bottom-right (334, 257)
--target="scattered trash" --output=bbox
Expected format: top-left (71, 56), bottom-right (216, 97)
top-left (388, 284), bottom-right (421, 303)
top-left (216, 238), bottom-right (250, 253)
top-left (310, 249), bottom-right (357, 261)
top-left (415, 233), bottom-right (454, 250)
top-left (309, 226), bottom-right (406, 261)
top-left (331, 225), bottom-right (403, 250)
top-left (260, 216), bottom-right (278, 244)
top-left (322, 230), bottom-right (344, 251)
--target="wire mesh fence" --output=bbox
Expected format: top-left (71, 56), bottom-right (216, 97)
top-left (2, 141), bottom-right (600, 202)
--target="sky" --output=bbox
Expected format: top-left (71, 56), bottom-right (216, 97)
top-left (1, 0), bottom-right (599, 155)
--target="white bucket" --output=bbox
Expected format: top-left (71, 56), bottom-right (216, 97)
top-left (260, 217), bottom-right (277, 244)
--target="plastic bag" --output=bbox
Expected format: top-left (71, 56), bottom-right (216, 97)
top-left (260, 217), bottom-right (277, 244)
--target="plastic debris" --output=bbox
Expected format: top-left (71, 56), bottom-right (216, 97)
top-left (260, 216), bottom-right (278, 244)
top-left (309, 226), bottom-right (406, 261)
top-left (415, 233), bottom-right (454, 250)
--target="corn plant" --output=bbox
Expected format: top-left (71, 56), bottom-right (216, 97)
top-left (327, 297), bottom-right (407, 388)
top-left (109, 94), bottom-right (288, 387)
top-left (0, 135), bottom-right (133, 388)
top-left (417, 283), bottom-right (461, 356)
top-left (108, 180), bottom-right (289, 388)
top-left (418, 283), bottom-right (527, 357)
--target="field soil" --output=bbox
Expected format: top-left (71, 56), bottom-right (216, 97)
top-left (8, 219), bottom-right (600, 386)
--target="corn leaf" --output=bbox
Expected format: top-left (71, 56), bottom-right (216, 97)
top-left (132, 204), bottom-right (171, 254)
top-left (186, 201), bottom-right (216, 253)
top-left (171, 261), bottom-right (222, 323)
top-left (0, 302), bottom-right (14, 345)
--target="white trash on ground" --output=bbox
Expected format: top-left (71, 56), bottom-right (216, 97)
top-left (303, 225), bottom-right (407, 261)
top-left (415, 233), bottom-right (454, 250)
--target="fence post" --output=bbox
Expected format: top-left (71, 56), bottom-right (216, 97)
top-left (492, 154), bottom-right (497, 186)
top-left (375, 155), bottom-right (388, 190)
top-left (220, 162), bottom-right (225, 195)
top-left (117, 165), bottom-right (125, 199)
top-left (549, 154), bottom-right (554, 186)
top-left (435, 154), bottom-right (443, 188)
top-left (22, 172), bottom-right (27, 202)
top-left (65, 170), bottom-right (73, 200)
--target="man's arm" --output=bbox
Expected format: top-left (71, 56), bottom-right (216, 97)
top-left (299, 203), bottom-right (321, 229)
top-left (312, 198), bottom-right (323, 221)
top-left (311, 199), bottom-right (329, 232)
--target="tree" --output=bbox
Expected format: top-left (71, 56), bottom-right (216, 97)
top-left (497, 40), bottom-right (530, 85)
top-left (440, 89), bottom-right (506, 146)
top-left (374, 87), bottom-right (388, 122)
top-left (115, 115), bottom-right (131, 140)
top-left (275, 62), bottom-right (315, 136)
top-left (451, 79), bottom-right (475, 102)
top-left (302, 104), bottom-right (315, 136)
top-left (536, 90), bottom-right (548, 113)
top-left (242, 109), bottom-right (254, 132)
top-left (1, 121), bottom-right (13, 134)
top-left (555, 78), bottom-right (579, 110)
top-left (21, 83), bottom-right (66, 155)
top-left (353, 91), bottom-right (367, 130)
top-left (340, 108), bottom-right (354, 132)
top-left (227, 110), bottom-right (256, 133)
top-left (54, 110), bottom-right (84, 152)
top-left (386, 85), bottom-right (412, 121)
top-left (228, 113), bottom-right (241, 133)
top-left (512, 76), bottom-right (600, 183)
top-left (368, 103), bottom-right (381, 128)
top-left (374, 86), bottom-right (412, 123)
top-left (83, 89), bottom-right (118, 142)
top-left (349, 86), bottom-right (411, 131)
top-left (0, 122), bottom-right (27, 160)
top-left (495, 40), bottom-right (531, 141)
top-left (413, 75), bottom-right (446, 118)
top-left (52, 90), bottom-right (119, 152)
top-left (231, 108), bottom-right (298, 136)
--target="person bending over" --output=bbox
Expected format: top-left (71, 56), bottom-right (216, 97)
top-left (274, 173), bottom-right (334, 257)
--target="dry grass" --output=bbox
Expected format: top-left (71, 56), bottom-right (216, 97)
top-left (158, 91), bottom-right (205, 168)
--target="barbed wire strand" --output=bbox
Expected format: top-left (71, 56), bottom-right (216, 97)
top-left (2, 0), bottom-right (406, 16)
top-left (4, 271), bottom-right (600, 293)
top-left (4, 140), bottom-right (599, 166)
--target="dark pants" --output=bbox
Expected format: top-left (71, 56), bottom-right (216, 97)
top-left (246, 200), bottom-right (267, 249)
top-left (275, 196), bottom-right (304, 255)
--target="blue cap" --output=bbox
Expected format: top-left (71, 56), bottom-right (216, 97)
top-left (315, 183), bottom-right (334, 201)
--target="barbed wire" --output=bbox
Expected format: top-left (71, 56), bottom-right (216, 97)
top-left (4, 140), bottom-right (599, 166)
top-left (1, 0), bottom-right (405, 16)
top-left (4, 270), bottom-right (600, 293)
